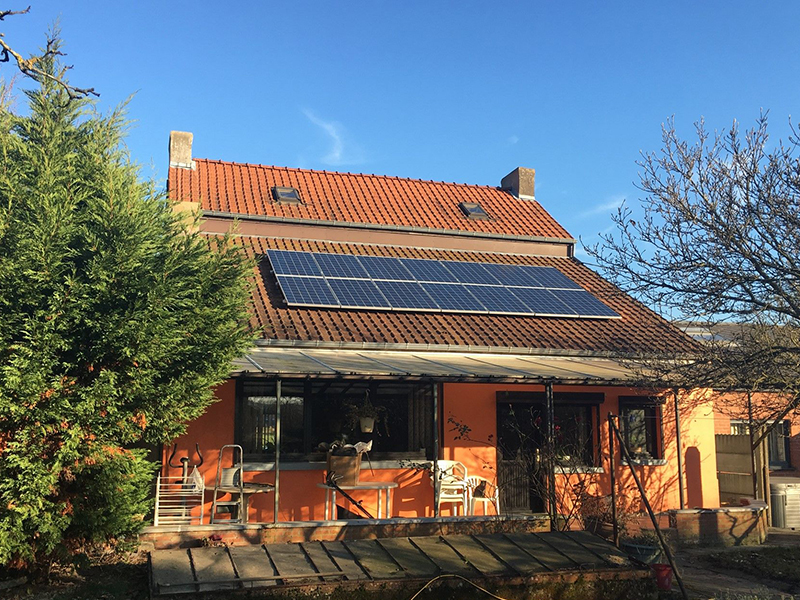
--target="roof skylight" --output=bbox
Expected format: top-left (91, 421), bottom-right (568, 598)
top-left (272, 186), bottom-right (302, 204)
top-left (459, 201), bottom-right (490, 220)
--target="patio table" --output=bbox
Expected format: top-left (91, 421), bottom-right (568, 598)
top-left (317, 481), bottom-right (398, 520)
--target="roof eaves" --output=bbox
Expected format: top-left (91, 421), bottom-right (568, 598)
top-left (202, 210), bottom-right (577, 246)
top-left (252, 337), bottom-right (670, 360)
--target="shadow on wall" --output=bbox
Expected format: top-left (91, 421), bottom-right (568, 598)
top-left (686, 446), bottom-right (703, 508)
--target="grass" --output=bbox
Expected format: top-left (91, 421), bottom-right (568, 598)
top-left (701, 546), bottom-right (800, 586)
top-left (0, 552), bottom-right (149, 600)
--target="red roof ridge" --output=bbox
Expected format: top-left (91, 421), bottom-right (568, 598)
top-left (189, 158), bottom-right (501, 191)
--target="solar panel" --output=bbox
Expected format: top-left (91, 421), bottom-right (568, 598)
top-left (550, 290), bottom-right (619, 317)
top-left (266, 250), bottom-right (619, 319)
top-left (315, 253), bottom-right (370, 279)
top-left (374, 281), bottom-right (439, 310)
top-left (465, 285), bottom-right (530, 315)
top-left (442, 261), bottom-right (501, 285)
top-left (421, 283), bottom-right (486, 312)
top-left (275, 275), bottom-right (338, 307)
top-left (327, 279), bottom-right (391, 308)
top-left (401, 259), bottom-right (459, 283)
top-left (510, 287), bottom-right (577, 316)
top-left (484, 263), bottom-right (543, 287)
top-left (266, 249), bottom-right (322, 277)
top-left (358, 255), bottom-right (415, 281)
top-left (525, 267), bottom-right (582, 290)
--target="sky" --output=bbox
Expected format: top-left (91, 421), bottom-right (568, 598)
top-left (2, 2), bottom-right (799, 256)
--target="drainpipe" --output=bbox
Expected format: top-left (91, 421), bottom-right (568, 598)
top-left (433, 382), bottom-right (439, 518)
top-left (274, 378), bottom-right (281, 524)
top-left (545, 381), bottom-right (557, 524)
top-left (674, 388), bottom-right (685, 509)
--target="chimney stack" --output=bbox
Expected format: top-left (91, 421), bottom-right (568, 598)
top-left (169, 131), bottom-right (195, 169)
top-left (501, 167), bottom-right (535, 200)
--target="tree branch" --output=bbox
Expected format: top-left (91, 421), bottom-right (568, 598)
top-left (0, 9), bottom-right (98, 100)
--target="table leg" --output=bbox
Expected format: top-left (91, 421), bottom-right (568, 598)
top-left (332, 489), bottom-right (337, 519)
top-left (385, 489), bottom-right (391, 518)
top-left (377, 490), bottom-right (382, 519)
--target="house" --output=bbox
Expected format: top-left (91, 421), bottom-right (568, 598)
top-left (679, 322), bottom-right (800, 506)
top-left (158, 131), bottom-right (720, 530)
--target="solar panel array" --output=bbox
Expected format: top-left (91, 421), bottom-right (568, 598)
top-left (265, 249), bottom-right (620, 319)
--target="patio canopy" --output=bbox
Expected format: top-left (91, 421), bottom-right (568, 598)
top-left (232, 346), bottom-right (646, 385)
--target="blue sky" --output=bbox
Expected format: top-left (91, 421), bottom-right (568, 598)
top-left (3, 2), bottom-right (799, 254)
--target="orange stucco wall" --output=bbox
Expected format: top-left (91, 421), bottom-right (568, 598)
top-left (441, 383), bottom-right (719, 513)
top-left (164, 379), bottom-right (720, 524)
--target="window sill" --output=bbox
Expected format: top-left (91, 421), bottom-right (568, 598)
top-left (243, 457), bottom-right (427, 472)
top-left (554, 466), bottom-right (604, 474)
top-left (621, 458), bottom-right (667, 467)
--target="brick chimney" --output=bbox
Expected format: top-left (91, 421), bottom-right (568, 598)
top-left (169, 130), bottom-right (195, 169)
top-left (501, 167), bottom-right (535, 200)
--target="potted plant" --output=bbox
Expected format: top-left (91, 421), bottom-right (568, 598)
top-left (345, 393), bottom-right (388, 434)
top-left (620, 531), bottom-right (664, 564)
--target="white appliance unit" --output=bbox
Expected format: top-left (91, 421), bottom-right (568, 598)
top-left (770, 482), bottom-right (800, 529)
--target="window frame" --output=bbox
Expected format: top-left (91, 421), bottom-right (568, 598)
top-left (235, 378), bottom-right (434, 463)
top-left (619, 396), bottom-right (664, 461)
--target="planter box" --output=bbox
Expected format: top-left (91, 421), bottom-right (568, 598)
top-left (326, 453), bottom-right (362, 486)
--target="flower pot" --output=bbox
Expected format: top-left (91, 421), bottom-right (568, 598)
top-left (620, 541), bottom-right (663, 564)
top-left (359, 416), bottom-right (375, 433)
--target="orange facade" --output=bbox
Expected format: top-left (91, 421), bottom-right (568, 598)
top-left (164, 380), bottom-right (720, 524)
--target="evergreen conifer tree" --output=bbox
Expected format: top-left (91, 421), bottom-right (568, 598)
top-left (0, 42), bottom-right (253, 567)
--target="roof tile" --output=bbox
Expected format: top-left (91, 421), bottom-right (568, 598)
top-left (171, 160), bottom-right (572, 240)
top-left (224, 235), bottom-right (695, 355)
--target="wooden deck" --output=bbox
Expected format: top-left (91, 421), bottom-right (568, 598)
top-left (149, 530), bottom-right (649, 597)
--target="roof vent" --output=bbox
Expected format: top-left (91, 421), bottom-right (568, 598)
top-left (272, 186), bottom-right (302, 204)
top-left (459, 201), bottom-right (491, 220)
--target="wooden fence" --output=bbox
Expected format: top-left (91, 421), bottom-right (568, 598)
top-left (715, 432), bottom-right (769, 505)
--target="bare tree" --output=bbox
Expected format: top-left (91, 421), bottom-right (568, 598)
top-left (1, 6), bottom-right (98, 99)
top-left (587, 114), bottom-right (800, 444)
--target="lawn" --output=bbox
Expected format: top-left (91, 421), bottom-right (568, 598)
top-left (701, 546), bottom-right (800, 586)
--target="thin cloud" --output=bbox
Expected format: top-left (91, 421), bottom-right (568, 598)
top-left (507, 135), bottom-right (519, 145)
top-left (302, 109), bottom-right (364, 166)
top-left (579, 196), bottom-right (624, 218)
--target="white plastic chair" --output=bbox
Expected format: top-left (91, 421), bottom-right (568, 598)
top-left (466, 476), bottom-right (501, 516)
top-left (431, 460), bottom-right (469, 516)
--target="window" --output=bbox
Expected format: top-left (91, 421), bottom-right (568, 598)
top-left (730, 420), bottom-right (791, 470)
top-left (553, 404), bottom-right (594, 466)
top-left (458, 201), bottom-right (491, 220)
top-left (619, 397), bottom-right (662, 460)
top-left (237, 380), bottom-right (434, 461)
top-left (495, 391), bottom-right (603, 468)
top-left (271, 186), bottom-right (302, 204)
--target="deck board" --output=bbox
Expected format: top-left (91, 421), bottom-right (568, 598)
top-left (563, 531), bottom-right (630, 567)
top-left (535, 532), bottom-right (604, 568)
top-left (343, 539), bottom-right (406, 579)
top-left (227, 545), bottom-right (278, 588)
top-left (444, 535), bottom-right (512, 576)
top-left (409, 536), bottom-right (478, 577)
top-left (265, 543), bottom-right (321, 585)
top-left (150, 549), bottom-right (196, 594)
top-left (301, 542), bottom-right (347, 582)
top-left (504, 532), bottom-right (578, 571)
top-left (190, 548), bottom-right (236, 592)
top-left (150, 530), bottom-right (646, 596)
top-left (377, 538), bottom-right (438, 578)
top-left (475, 534), bottom-right (548, 575)
top-left (320, 541), bottom-right (370, 581)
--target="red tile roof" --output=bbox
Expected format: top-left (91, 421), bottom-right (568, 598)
top-left (170, 160), bottom-right (573, 240)
top-left (221, 236), bottom-right (695, 356)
